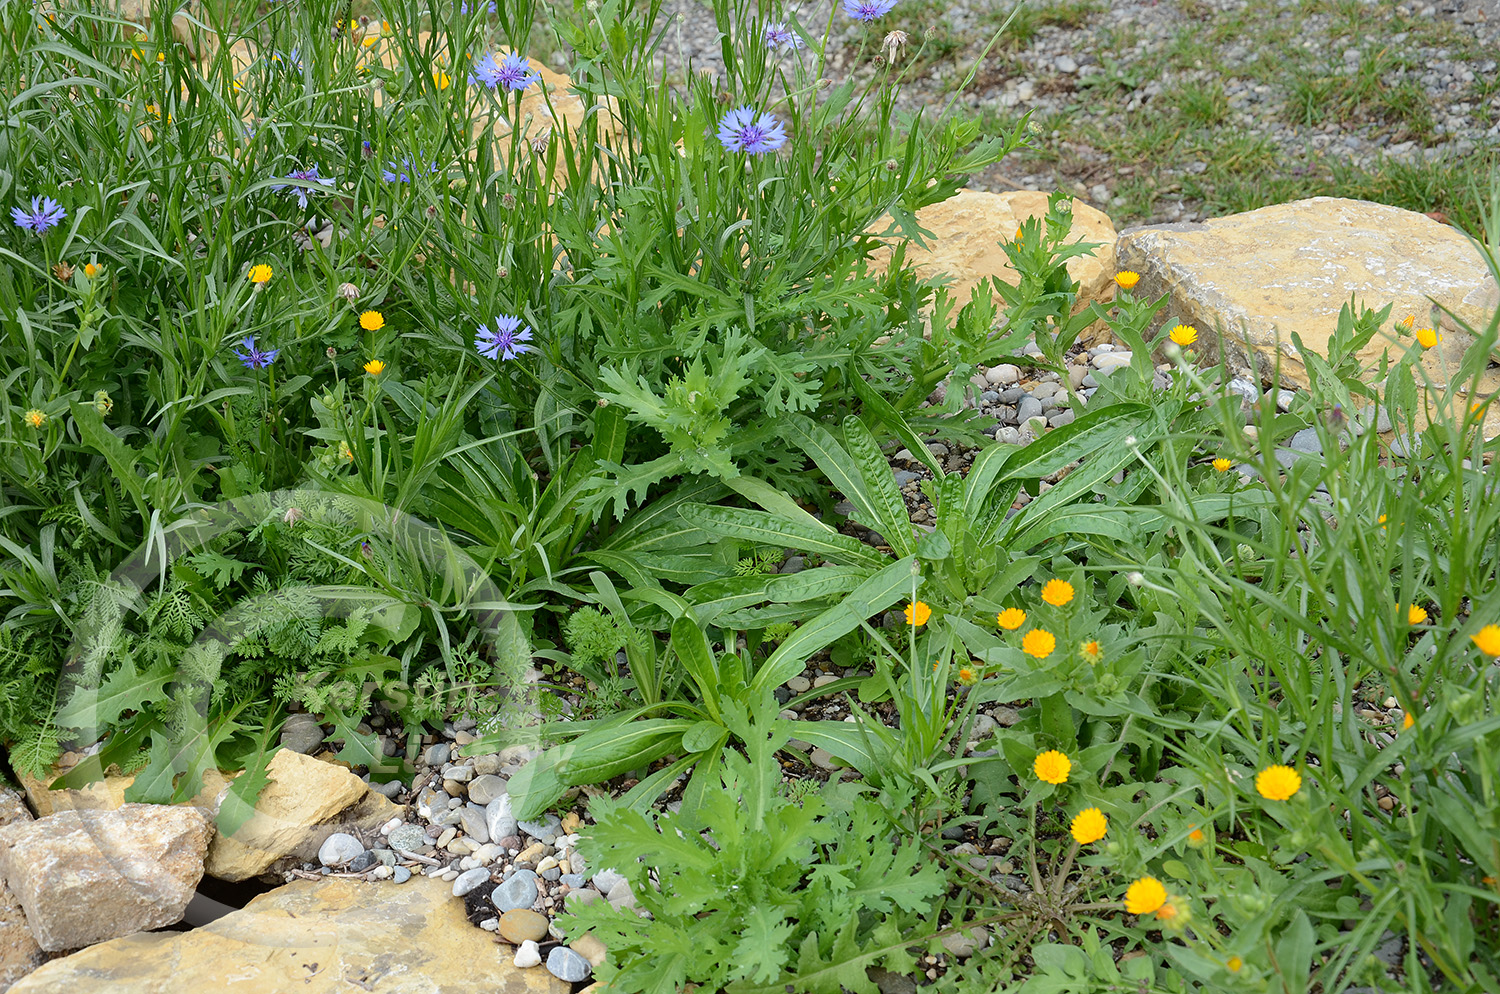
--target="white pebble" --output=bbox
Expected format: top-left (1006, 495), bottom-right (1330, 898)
top-left (380, 817), bottom-right (403, 836)
top-left (514, 939), bottom-right (542, 968)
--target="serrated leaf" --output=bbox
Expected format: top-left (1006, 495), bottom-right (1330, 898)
top-left (218, 752), bottom-right (274, 837)
top-left (57, 656), bottom-right (173, 734)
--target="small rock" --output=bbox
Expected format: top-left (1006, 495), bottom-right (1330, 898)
top-left (546, 946), bottom-right (593, 983)
top-left (452, 867), bottom-right (492, 897)
top-left (471, 753), bottom-right (504, 776)
top-left (499, 908), bottom-right (550, 944)
top-left (486, 795), bottom-right (518, 842)
top-left (570, 933), bottom-right (609, 967)
top-left (392, 866), bottom-right (411, 884)
top-left (513, 939), bottom-right (542, 969)
top-left (388, 824), bottom-right (428, 853)
top-left (517, 814), bottom-right (561, 843)
top-left (809, 748), bottom-right (839, 771)
top-left (466, 774), bottom-right (507, 806)
top-left (1289, 428), bottom-right (1322, 454)
top-left (985, 363), bottom-right (1020, 386)
top-left (591, 869), bottom-right (626, 894)
top-left (444, 765), bottom-right (475, 784)
top-left (606, 878), bottom-right (637, 912)
top-left (786, 676), bottom-right (811, 694)
top-left (492, 869), bottom-right (540, 913)
top-left (279, 713), bottom-right (326, 755)
top-left (317, 833), bottom-right (365, 867)
top-left (1055, 54), bottom-right (1078, 73)
top-left (422, 743), bottom-right (451, 766)
top-left (566, 887), bottom-right (601, 911)
top-left (459, 805), bottom-right (489, 844)
top-left (347, 851), bottom-right (377, 873)
top-left (941, 926), bottom-right (990, 959)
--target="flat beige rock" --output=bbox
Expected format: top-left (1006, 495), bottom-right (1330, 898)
top-left (7, 877), bottom-right (569, 994)
top-left (869, 189), bottom-right (1118, 318)
top-left (1115, 197), bottom-right (1500, 388)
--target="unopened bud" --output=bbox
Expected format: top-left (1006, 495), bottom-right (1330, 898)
top-left (884, 159), bottom-right (898, 171)
top-left (501, 193), bottom-right (516, 209)
top-left (425, 204), bottom-right (438, 219)
top-left (326, 346), bottom-right (338, 359)
top-left (497, 266), bottom-right (509, 279)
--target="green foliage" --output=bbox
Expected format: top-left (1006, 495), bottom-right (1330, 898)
top-left (558, 698), bottom-right (945, 994)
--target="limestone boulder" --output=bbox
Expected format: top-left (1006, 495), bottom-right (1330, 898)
top-left (0, 790), bottom-right (46, 990)
top-left (205, 749), bottom-right (401, 882)
top-left (21, 767), bottom-right (229, 820)
top-left (0, 804), bottom-right (211, 952)
top-left (868, 189), bottom-right (1118, 316)
top-left (1114, 197), bottom-right (1500, 388)
top-left (7, 877), bottom-right (569, 994)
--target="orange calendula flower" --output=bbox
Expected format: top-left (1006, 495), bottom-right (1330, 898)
top-left (360, 310), bottom-right (385, 331)
top-left (1022, 628), bottom-right (1056, 659)
top-left (1114, 270), bottom-right (1140, 289)
top-left (1473, 624), bottom-right (1500, 656)
top-left (1415, 327), bottom-right (1438, 348)
top-left (1168, 324), bottom-right (1198, 347)
top-left (83, 263), bottom-right (101, 279)
top-left (1070, 807), bottom-right (1107, 844)
top-left (1378, 513), bottom-right (1388, 529)
top-left (1155, 897), bottom-right (1182, 923)
top-left (1041, 579), bottom-right (1074, 607)
top-left (1212, 457), bottom-right (1232, 472)
top-left (1124, 876), bottom-right (1167, 915)
top-left (904, 601), bottom-right (932, 627)
top-left (23, 409), bottom-right (46, 429)
top-left (364, 359), bottom-right (386, 376)
top-left (957, 666), bottom-right (977, 686)
top-left (248, 263), bottom-right (273, 284)
top-left (997, 607), bottom-right (1026, 630)
top-left (1079, 639), bottom-right (1102, 664)
top-left (1226, 956), bottom-right (1243, 973)
top-left (1255, 764), bottom-right (1301, 800)
top-left (1186, 824), bottom-right (1206, 847)
top-left (1402, 711), bottom-right (1415, 730)
top-left (1013, 225), bottom-right (1023, 240)
top-left (433, 70), bottom-right (452, 89)
top-left (1407, 604), bottom-right (1428, 625)
top-left (1397, 315), bottom-right (1414, 331)
top-left (1034, 749), bottom-right (1071, 784)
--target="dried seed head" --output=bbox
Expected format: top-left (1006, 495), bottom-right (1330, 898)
top-left (883, 29), bottom-right (909, 60)
top-left (501, 193), bottom-right (516, 209)
top-left (336, 281), bottom-right (360, 303)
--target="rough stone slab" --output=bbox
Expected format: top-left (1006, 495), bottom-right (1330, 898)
top-left (6, 876), bottom-right (568, 994)
top-left (0, 804), bottom-right (210, 952)
top-left (206, 750), bottom-right (400, 882)
top-left (1115, 197), bottom-right (1500, 388)
top-left (868, 189), bottom-right (1118, 320)
top-left (0, 791), bottom-right (45, 989)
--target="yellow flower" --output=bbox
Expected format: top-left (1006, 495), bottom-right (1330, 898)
top-left (1415, 327), bottom-right (1438, 349)
top-left (1472, 624), bottom-right (1500, 656)
top-left (1034, 749), bottom-right (1071, 785)
top-left (1212, 457), bottom-right (1232, 472)
top-left (433, 70), bottom-right (452, 89)
top-left (248, 263), bottom-right (273, 284)
top-left (359, 310), bottom-right (385, 331)
top-left (1186, 823), bottom-right (1206, 847)
top-left (1114, 270), bottom-right (1140, 289)
top-left (1079, 639), bottom-right (1102, 664)
top-left (957, 666), bottom-right (977, 686)
top-left (23, 409), bottom-right (46, 429)
top-left (1155, 898), bottom-right (1182, 923)
top-left (997, 607), bottom-right (1026, 630)
top-left (1124, 877), bottom-right (1167, 915)
top-left (1402, 711), bottom-right (1415, 730)
top-left (1168, 324), bottom-right (1198, 347)
top-left (1070, 807), bottom-right (1107, 844)
top-left (1041, 579), bottom-right (1074, 607)
top-left (1397, 314), bottom-right (1414, 331)
top-left (1226, 956), bottom-right (1243, 973)
top-left (1378, 513), bottom-right (1387, 529)
top-left (1013, 225), bottom-right (1023, 240)
top-left (83, 263), bottom-right (101, 279)
top-left (1407, 604), bottom-right (1428, 625)
top-left (364, 359), bottom-right (386, 376)
top-left (1255, 764), bottom-right (1301, 801)
top-left (1022, 628), bottom-right (1056, 659)
top-left (904, 601), bottom-right (932, 627)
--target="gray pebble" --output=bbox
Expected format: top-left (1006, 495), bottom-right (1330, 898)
top-left (546, 946), bottom-right (593, 983)
top-left (559, 873), bottom-right (586, 888)
top-left (467, 774), bottom-right (508, 806)
top-left (486, 794), bottom-right (518, 841)
top-left (1017, 397), bottom-right (1043, 423)
top-left (317, 833), bottom-right (365, 867)
top-left (518, 813), bottom-right (561, 843)
top-left (279, 713), bottom-right (326, 755)
top-left (422, 742), bottom-right (451, 766)
top-left (347, 850), bottom-right (377, 872)
top-left (459, 805), bottom-right (490, 844)
top-left (591, 868), bottom-right (626, 894)
top-left (492, 868), bottom-right (540, 912)
top-left (453, 867), bottom-right (492, 897)
top-left (392, 866), bottom-right (411, 884)
top-left (388, 824), bottom-right (427, 852)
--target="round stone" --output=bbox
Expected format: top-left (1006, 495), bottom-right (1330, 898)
top-left (459, 805), bottom-right (490, 844)
top-left (392, 866), bottom-right (412, 884)
top-left (513, 939), bottom-right (542, 969)
top-left (453, 867), bottom-right (492, 897)
top-left (387, 824), bottom-right (427, 852)
top-left (498, 908), bottom-right (550, 944)
top-left (486, 795), bottom-right (517, 841)
top-left (467, 774), bottom-right (508, 806)
top-left (347, 850), bottom-right (377, 872)
top-left (517, 814), bottom-right (561, 843)
top-left (317, 833), bottom-right (364, 867)
top-left (279, 713), bottom-right (326, 755)
top-left (491, 869), bottom-right (539, 913)
top-left (545, 946), bottom-right (593, 983)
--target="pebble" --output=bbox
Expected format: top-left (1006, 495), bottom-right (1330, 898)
top-left (459, 805), bottom-right (490, 843)
top-left (570, 934), bottom-right (609, 967)
top-left (546, 946), bottom-right (593, 983)
top-left (444, 764), bottom-right (475, 783)
top-left (499, 908), bottom-right (551, 943)
top-left (279, 713), bottom-right (326, 755)
top-left (317, 833), bottom-right (365, 867)
top-left (513, 939), bottom-right (542, 969)
top-left (985, 363), bottom-right (1020, 386)
top-left (486, 794), bottom-right (518, 841)
top-left (941, 926), bottom-right (990, 959)
top-left (371, 865), bottom-right (394, 880)
top-left (606, 878), bottom-right (638, 911)
top-left (388, 824), bottom-right (427, 852)
top-left (392, 866), bottom-right (411, 884)
top-left (422, 743), bottom-right (451, 766)
top-left (472, 753), bottom-right (504, 776)
top-left (347, 851), bottom-right (377, 872)
top-left (786, 675), bottom-right (811, 694)
top-left (379, 817), bottom-right (403, 836)
top-left (515, 842), bottom-right (548, 867)
top-left (566, 887), bottom-right (601, 911)
top-left (812, 674), bottom-right (839, 688)
top-left (435, 827), bottom-right (457, 849)
top-left (492, 869), bottom-right (540, 913)
top-left (453, 867), bottom-right (493, 897)
top-left (536, 855), bottom-right (560, 874)
top-left (467, 774), bottom-right (507, 805)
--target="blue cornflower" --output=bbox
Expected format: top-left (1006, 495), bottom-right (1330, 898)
top-left (11, 196), bottom-right (66, 235)
top-left (381, 157), bottom-right (439, 183)
top-left (234, 335), bottom-right (280, 370)
top-left (842, 0), bottom-right (898, 20)
top-left (460, 0), bottom-right (497, 11)
top-left (717, 106), bottom-right (787, 154)
top-left (763, 21), bottom-right (803, 51)
top-left (271, 164), bottom-right (335, 209)
top-left (469, 51), bottom-right (539, 91)
top-left (271, 47), bottom-right (303, 71)
top-left (475, 315), bottom-right (534, 360)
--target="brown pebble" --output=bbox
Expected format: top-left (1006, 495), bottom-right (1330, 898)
top-left (498, 909), bottom-right (550, 944)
